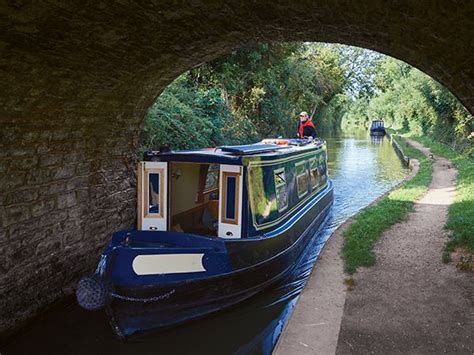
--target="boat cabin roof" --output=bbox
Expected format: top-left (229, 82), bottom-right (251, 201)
top-left (145, 139), bottom-right (326, 165)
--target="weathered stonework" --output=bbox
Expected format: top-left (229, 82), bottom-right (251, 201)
top-left (1, 0), bottom-right (473, 337)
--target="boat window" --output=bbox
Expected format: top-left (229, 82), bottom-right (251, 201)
top-left (149, 173), bottom-right (160, 213)
top-left (309, 158), bottom-right (319, 190)
top-left (196, 164), bottom-right (219, 203)
top-left (247, 166), bottom-right (278, 226)
top-left (274, 168), bottom-right (288, 212)
top-left (204, 164), bottom-right (219, 192)
top-left (145, 170), bottom-right (164, 217)
top-left (222, 172), bottom-right (239, 224)
top-left (318, 154), bottom-right (327, 185)
top-left (295, 161), bottom-right (309, 198)
top-left (373, 121), bottom-right (384, 128)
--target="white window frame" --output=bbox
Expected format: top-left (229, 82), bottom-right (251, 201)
top-left (218, 165), bottom-right (243, 239)
top-left (138, 161), bottom-right (168, 231)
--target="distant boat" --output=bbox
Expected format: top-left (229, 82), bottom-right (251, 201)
top-left (370, 119), bottom-right (386, 136)
top-left (76, 138), bottom-right (334, 338)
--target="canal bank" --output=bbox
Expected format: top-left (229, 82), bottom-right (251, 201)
top-left (276, 137), bottom-right (473, 354)
top-left (337, 138), bottom-right (473, 353)
top-left (274, 136), bottom-right (420, 355)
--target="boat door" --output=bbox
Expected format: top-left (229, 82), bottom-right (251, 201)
top-left (138, 161), bottom-right (168, 231)
top-left (218, 165), bottom-right (243, 239)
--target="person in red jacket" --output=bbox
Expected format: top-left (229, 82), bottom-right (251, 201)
top-left (297, 111), bottom-right (317, 139)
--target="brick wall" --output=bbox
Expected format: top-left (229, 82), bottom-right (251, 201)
top-left (1, 0), bottom-right (473, 336)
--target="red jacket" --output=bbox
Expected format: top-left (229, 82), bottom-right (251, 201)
top-left (298, 119), bottom-right (317, 138)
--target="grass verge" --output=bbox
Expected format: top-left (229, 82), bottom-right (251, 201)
top-left (342, 134), bottom-right (432, 273)
top-left (406, 135), bottom-right (474, 257)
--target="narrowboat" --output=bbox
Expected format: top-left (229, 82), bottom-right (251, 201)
top-left (370, 119), bottom-right (386, 136)
top-left (76, 138), bottom-right (334, 338)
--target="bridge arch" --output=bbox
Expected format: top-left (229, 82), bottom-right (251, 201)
top-left (1, 1), bottom-right (473, 335)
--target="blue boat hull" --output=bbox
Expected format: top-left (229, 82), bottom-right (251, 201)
top-left (106, 182), bottom-right (334, 338)
top-left (370, 128), bottom-right (386, 136)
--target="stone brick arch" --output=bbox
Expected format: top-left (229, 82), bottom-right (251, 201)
top-left (1, 1), bottom-right (473, 335)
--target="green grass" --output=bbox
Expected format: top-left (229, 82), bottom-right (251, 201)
top-left (407, 135), bottom-right (474, 255)
top-left (342, 133), bottom-right (433, 273)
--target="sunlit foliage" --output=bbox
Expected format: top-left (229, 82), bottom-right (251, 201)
top-left (139, 43), bottom-right (347, 152)
top-left (140, 43), bottom-right (473, 158)
top-left (343, 57), bottom-right (474, 156)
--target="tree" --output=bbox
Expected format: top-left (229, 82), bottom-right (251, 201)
top-left (139, 42), bottom-right (349, 155)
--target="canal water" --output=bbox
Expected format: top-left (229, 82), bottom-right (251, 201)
top-left (3, 130), bottom-right (408, 355)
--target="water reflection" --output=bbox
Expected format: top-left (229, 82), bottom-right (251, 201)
top-left (2, 130), bottom-right (408, 355)
top-left (370, 135), bottom-right (384, 146)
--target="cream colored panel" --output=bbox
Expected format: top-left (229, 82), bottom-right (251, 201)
top-left (218, 164), bottom-right (243, 239)
top-left (140, 161), bottom-right (168, 231)
top-left (132, 253), bottom-right (205, 275)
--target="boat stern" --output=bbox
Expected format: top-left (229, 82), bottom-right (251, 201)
top-left (76, 230), bottom-right (232, 312)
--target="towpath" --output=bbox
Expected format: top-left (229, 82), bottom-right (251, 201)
top-left (276, 139), bottom-right (473, 354)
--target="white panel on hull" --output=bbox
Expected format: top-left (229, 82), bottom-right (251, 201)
top-left (132, 254), bottom-right (206, 275)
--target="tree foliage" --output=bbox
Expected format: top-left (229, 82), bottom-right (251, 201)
top-left (139, 43), bottom-right (347, 152)
top-left (139, 43), bottom-right (473, 157)
top-left (343, 57), bottom-right (473, 156)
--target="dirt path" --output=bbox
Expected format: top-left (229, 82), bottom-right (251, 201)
top-left (274, 144), bottom-right (420, 355)
top-left (336, 139), bottom-right (473, 354)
